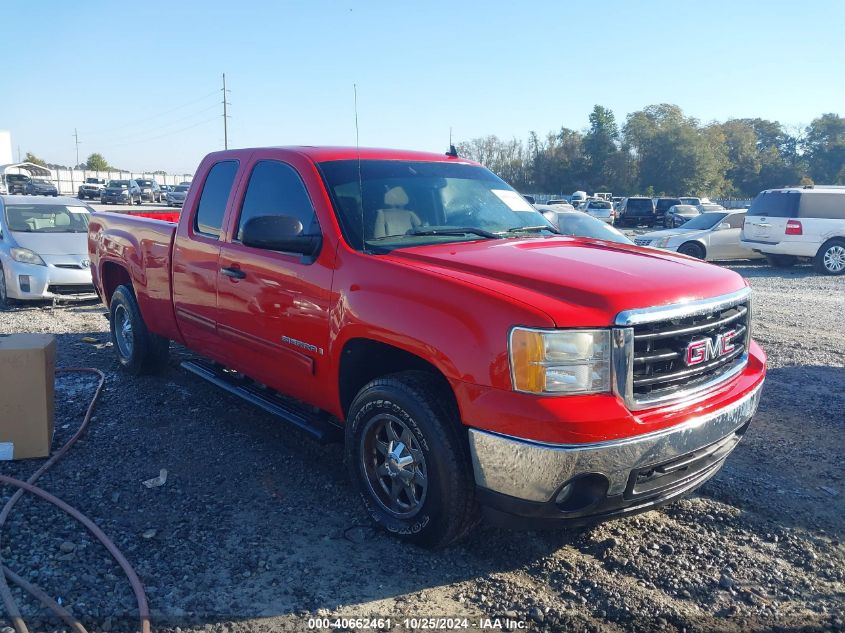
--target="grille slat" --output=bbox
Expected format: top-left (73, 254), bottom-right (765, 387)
top-left (630, 298), bottom-right (750, 402)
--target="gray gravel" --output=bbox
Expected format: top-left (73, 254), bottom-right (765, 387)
top-left (0, 262), bottom-right (843, 632)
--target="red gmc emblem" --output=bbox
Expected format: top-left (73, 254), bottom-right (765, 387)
top-left (685, 330), bottom-right (738, 366)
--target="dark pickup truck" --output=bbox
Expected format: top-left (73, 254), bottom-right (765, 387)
top-left (88, 146), bottom-right (766, 547)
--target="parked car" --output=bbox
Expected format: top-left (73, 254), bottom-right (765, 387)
top-left (87, 146), bottom-right (766, 548)
top-left (635, 210), bottom-right (762, 261)
top-left (699, 202), bottom-right (726, 213)
top-left (24, 179), bottom-right (59, 197)
top-left (78, 177), bottom-right (106, 200)
top-left (134, 179), bottom-right (162, 203)
top-left (5, 174), bottom-right (31, 195)
top-left (536, 206), bottom-right (631, 244)
top-left (655, 197), bottom-right (682, 222)
top-left (546, 198), bottom-right (570, 206)
top-left (0, 196), bottom-right (95, 303)
top-left (570, 190), bottom-right (588, 208)
top-left (582, 199), bottom-right (615, 224)
top-left (663, 204), bottom-right (701, 228)
top-left (679, 196), bottom-right (702, 207)
top-left (165, 183), bottom-right (190, 207)
top-left (159, 184), bottom-right (174, 195)
top-left (741, 186), bottom-right (845, 275)
top-left (618, 196), bottom-right (657, 226)
top-left (101, 180), bottom-right (142, 205)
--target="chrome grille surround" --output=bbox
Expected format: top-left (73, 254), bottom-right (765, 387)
top-left (612, 288), bottom-right (751, 411)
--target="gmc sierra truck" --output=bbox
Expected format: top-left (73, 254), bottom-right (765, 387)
top-left (88, 147), bottom-right (766, 547)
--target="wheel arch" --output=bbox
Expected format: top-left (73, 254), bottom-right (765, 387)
top-left (100, 260), bottom-right (133, 305)
top-left (338, 337), bottom-right (459, 422)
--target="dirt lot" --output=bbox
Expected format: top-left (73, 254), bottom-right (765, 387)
top-left (0, 262), bottom-right (843, 632)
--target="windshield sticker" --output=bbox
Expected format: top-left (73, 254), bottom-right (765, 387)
top-left (492, 189), bottom-right (534, 212)
top-left (66, 206), bottom-right (90, 214)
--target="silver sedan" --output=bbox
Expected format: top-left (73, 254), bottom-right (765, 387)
top-left (0, 195), bottom-right (96, 304)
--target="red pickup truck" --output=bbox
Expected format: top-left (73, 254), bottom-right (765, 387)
top-left (88, 147), bottom-right (766, 547)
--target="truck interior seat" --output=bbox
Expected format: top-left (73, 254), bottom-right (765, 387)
top-left (372, 186), bottom-right (421, 238)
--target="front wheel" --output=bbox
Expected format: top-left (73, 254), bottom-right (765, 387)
top-left (815, 239), bottom-right (845, 275)
top-left (109, 285), bottom-right (169, 375)
top-left (0, 264), bottom-right (14, 307)
top-left (678, 241), bottom-right (706, 259)
top-left (345, 371), bottom-right (478, 548)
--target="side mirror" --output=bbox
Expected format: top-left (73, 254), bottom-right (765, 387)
top-left (717, 222), bottom-right (731, 230)
top-left (241, 215), bottom-right (322, 257)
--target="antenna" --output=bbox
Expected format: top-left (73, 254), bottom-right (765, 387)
top-left (446, 127), bottom-right (458, 157)
top-left (221, 73), bottom-right (231, 150)
top-left (354, 84), bottom-right (366, 253)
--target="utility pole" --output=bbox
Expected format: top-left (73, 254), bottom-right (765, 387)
top-left (222, 73), bottom-right (230, 150)
top-left (73, 128), bottom-right (81, 168)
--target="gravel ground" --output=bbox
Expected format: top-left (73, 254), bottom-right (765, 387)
top-left (0, 262), bottom-right (843, 632)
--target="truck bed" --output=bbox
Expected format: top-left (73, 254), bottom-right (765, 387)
top-left (88, 212), bottom-right (182, 342)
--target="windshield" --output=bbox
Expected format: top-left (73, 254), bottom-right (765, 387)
top-left (679, 197), bottom-right (700, 205)
top-left (318, 160), bottom-right (556, 250)
top-left (175, 185), bottom-right (189, 192)
top-left (680, 212), bottom-right (728, 230)
top-left (672, 205), bottom-right (699, 214)
top-left (85, 178), bottom-right (104, 184)
top-left (587, 201), bottom-right (612, 209)
top-left (4, 204), bottom-right (91, 233)
top-left (136, 180), bottom-right (152, 186)
top-left (555, 213), bottom-right (632, 244)
top-left (32, 179), bottom-right (52, 185)
top-left (107, 180), bottom-right (129, 188)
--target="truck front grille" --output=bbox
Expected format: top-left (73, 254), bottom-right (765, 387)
top-left (613, 288), bottom-right (751, 410)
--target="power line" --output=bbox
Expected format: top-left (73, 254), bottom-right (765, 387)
top-left (81, 89), bottom-right (221, 137)
top-left (98, 116), bottom-right (220, 150)
top-left (90, 102), bottom-right (221, 146)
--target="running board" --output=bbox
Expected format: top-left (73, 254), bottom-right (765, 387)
top-left (180, 359), bottom-right (343, 444)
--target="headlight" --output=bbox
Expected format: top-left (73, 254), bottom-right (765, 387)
top-left (10, 247), bottom-right (46, 266)
top-left (655, 237), bottom-right (671, 248)
top-left (509, 328), bottom-right (611, 395)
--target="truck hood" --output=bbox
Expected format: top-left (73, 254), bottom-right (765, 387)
top-left (385, 237), bottom-right (745, 327)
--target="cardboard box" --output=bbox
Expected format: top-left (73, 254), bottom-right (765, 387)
top-left (0, 334), bottom-right (55, 460)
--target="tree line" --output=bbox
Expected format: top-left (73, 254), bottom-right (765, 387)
top-left (22, 152), bottom-right (124, 172)
top-left (457, 104), bottom-right (845, 197)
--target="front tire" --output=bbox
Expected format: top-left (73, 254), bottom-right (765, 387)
top-left (815, 239), bottom-right (845, 275)
top-left (678, 241), bottom-right (706, 259)
top-left (345, 371), bottom-right (478, 548)
top-left (109, 285), bottom-right (169, 375)
top-left (0, 264), bottom-right (14, 307)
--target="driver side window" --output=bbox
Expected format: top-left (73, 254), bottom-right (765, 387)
top-left (236, 161), bottom-right (319, 242)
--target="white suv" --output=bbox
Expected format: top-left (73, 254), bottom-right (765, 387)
top-left (741, 186), bottom-right (845, 275)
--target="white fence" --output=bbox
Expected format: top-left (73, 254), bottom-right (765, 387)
top-left (42, 168), bottom-right (194, 196)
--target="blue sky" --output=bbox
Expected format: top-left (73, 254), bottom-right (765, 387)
top-left (2, 0), bottom-right (844, 173)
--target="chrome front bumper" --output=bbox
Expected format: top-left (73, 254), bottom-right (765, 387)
top-left (468, 380), bottom-right (763, 504)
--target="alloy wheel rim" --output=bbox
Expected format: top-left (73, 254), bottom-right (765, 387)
top-left (361, 413), bottom-right (428, 518)
top-left (114, 305), bottom-right (134, 358)
top-left (823, 245), bottom-right (845, 272)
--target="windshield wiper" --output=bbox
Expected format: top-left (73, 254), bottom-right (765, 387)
top-left (405, 227), bottom-right (503, 239)
top-left (506, 225), bottom-right (560, 235)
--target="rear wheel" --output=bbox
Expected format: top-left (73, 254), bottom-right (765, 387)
top-left (346, 371), bottom-right (478, 548)
top-left (765, 254), bottom-right (797, 268)
top-left (815, 239), bottom-right (845, 275)
top-left (678, 242), bottom-right (706, 259)
top-left (109, 285), bottom-right (169, 375)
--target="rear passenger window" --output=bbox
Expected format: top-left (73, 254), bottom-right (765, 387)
top-left (194, 160), bottom-right (239, 238)
top-left (798, 193), bottom-right (845, 220)
top-left (236, 160), bottom-right (319, 241)
top-left (748, 191), bottom-right (799, 218)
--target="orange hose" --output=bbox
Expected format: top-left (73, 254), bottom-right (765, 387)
top-left (0, 368), bottom-right (150, 633)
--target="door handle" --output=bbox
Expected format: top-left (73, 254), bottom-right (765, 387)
top-left (220, 266), bottom-right (246, 279)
